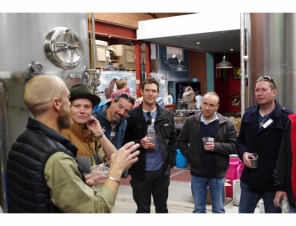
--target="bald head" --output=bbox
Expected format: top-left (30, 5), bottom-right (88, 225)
top-left (24, 75), bottom-right (68, 116)
top-left (204, 91), bottom-right (220, 104)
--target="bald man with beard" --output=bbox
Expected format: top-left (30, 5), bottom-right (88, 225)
top-left (6, 75), bottom-right (140, 213)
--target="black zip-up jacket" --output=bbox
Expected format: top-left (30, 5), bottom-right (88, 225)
top-left (6, 117), bottom-right (84, 213)
top-left (177, 112), bottom-right (237, 178)
top-left (124, 103), bottom-right (177, 180)
top-left (273, 119), bottom-right (296, 208)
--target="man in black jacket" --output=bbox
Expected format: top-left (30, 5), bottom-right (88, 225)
top-left (124, 77), bottom-right (177, 213)
top-left (177, 91), bottom-right (237, 213)
top-left (273, 114), bottom-right (296, 213)
top-left (236, 76), bottom-right (292, 213)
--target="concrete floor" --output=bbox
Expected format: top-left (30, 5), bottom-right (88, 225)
top-left (112, 167), bottom-right (261, 214)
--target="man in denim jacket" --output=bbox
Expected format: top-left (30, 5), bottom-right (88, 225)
top-left (93, 92), bottom-right (135, 177)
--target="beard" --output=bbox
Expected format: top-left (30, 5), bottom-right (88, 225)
top-left (57, 105), bottom-right (73, 130)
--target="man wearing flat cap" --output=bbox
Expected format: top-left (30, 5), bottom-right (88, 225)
top-left (62, 83), bottom-right (117, 174)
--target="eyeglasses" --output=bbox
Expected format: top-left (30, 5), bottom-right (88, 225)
top-left (115, 92), bottom-right (135, 105)
top-left (256, 76), bottom-right (277, 88)
top-left (147, 112), bottom-right (152, 125)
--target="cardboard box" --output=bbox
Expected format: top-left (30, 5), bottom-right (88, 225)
top-left (109, 44), bottom-right (146, 70)
top-left (95, 40), bottom-right (109, 69)
top-left (206, 181), bottom-right (231, 205)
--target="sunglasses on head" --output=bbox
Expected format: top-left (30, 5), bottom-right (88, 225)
top-left (256, 76), bottom-right (277, 88)
top-left (115, 92), bottom-right (135, 105)
top-left (146, 112), bottom-right (152, 125)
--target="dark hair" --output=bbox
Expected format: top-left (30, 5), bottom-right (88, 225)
top-left (142, 77), bottom-right (159, 91)
top-left (113, 92), bottom-right (135, 105)
top-left (196, 90), bottom-right (202, 95)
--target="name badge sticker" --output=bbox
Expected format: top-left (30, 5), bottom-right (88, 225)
top-left (262, 119), bottom-right (273, 128)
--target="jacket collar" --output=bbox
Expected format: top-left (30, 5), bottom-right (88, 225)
top-left (248, 100), bottom-right (282, 120)
top-left (194, 111), bottom-right (226, 124)
top-left (27, 117), bottom-right (78, 156)
top-left (69, 120), bottom-right (97, 143)
top-left (134, 102), bottom-right (167, 121)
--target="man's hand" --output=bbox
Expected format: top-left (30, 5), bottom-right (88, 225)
top-left (140, 136), bottom-right (154, 149)
top-left (85, 115), bottom-right (104, 135)
top-left (242, 152), bottom-right (255, 168)
top-left (110, 142), bottom-right (140, 172)
top-left (204, 142), bottom-right (214, 152)
top-left (274, 191), bottom-right (288, 208)
top-left (85, 174), bottom-right (107, 187)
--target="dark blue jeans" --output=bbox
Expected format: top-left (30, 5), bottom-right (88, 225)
top-left (191, 175), bottom-right (225, 213)
top-left (239, 182), bottom-right (281, 213)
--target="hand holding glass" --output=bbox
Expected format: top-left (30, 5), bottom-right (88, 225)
top-left (146, 133), bottom-right (156, 148)
top-left (247, 153), bottom-right (258, 168)
top-left (90, 165), bottom-right (109, 193)
top-left (202, 137), bottom-right (214, 146)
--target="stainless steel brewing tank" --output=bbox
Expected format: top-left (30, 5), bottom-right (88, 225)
top-left (247, 13), bottom-right (296, 112)
top-left (0, 13), bottom-right (91, 212)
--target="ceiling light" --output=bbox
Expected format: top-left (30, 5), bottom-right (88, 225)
top-left (173, 36), bottom-right (187, 72)
top-left (216, 56), bottom-right (233, 69)
top-left (196, 42), bottom-right (200, 45)
top-left (216, 31), bottom-right (233, 69)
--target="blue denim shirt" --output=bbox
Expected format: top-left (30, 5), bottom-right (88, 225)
top-left (92, 102), bottom-right (127, 149)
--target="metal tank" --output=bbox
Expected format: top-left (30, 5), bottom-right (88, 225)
top-left (247, 13), bottom-right (296, 112)
top-left (0, 13), bottom-right (96, 212)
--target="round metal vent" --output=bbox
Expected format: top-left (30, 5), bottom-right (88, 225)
top-left (44, 27), bottom-right (84, 69)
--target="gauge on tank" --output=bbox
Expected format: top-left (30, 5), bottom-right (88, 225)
top-left (44, 27), bottom-right (84, 69)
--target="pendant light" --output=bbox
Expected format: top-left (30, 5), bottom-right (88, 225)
top-left (216, 31), bottom-right (233, 69)
top-left (103, 35), bottom-right (118, 71)
top-left (172, 36), bottom-right (187, 72)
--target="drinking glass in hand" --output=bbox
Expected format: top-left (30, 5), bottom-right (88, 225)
top-left (146, 133), bottom-right (156, 149)
top-left (90, 165), bottom-right (109, 193)
top-left (202, 137), bottom-right (214, 146)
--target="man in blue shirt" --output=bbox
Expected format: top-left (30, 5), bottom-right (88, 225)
top-left (124, 77), bottom-right (177, 213)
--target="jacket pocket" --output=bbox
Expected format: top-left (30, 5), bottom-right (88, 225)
top-left (159, 121), bottom-right (172, 139)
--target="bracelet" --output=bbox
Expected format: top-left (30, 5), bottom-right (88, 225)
top-left (95, 132), bottom-right (104, 139)
top-left (107, 176), bottom-right (120, 185)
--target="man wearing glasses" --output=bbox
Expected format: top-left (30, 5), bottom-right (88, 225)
top-left (236, 76), bottom-right (292, 213)
top-left (93, 92), bottom-right (135, 178)
top-left (177, 92), bottom-right (237, 213)
top-left (124, 77), bottom-right (177, 213)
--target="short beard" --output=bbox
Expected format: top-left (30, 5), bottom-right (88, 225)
top-left (111, 115), bottom-right (119, 123)
top-left (57, 108), bottom-right (73, 130)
